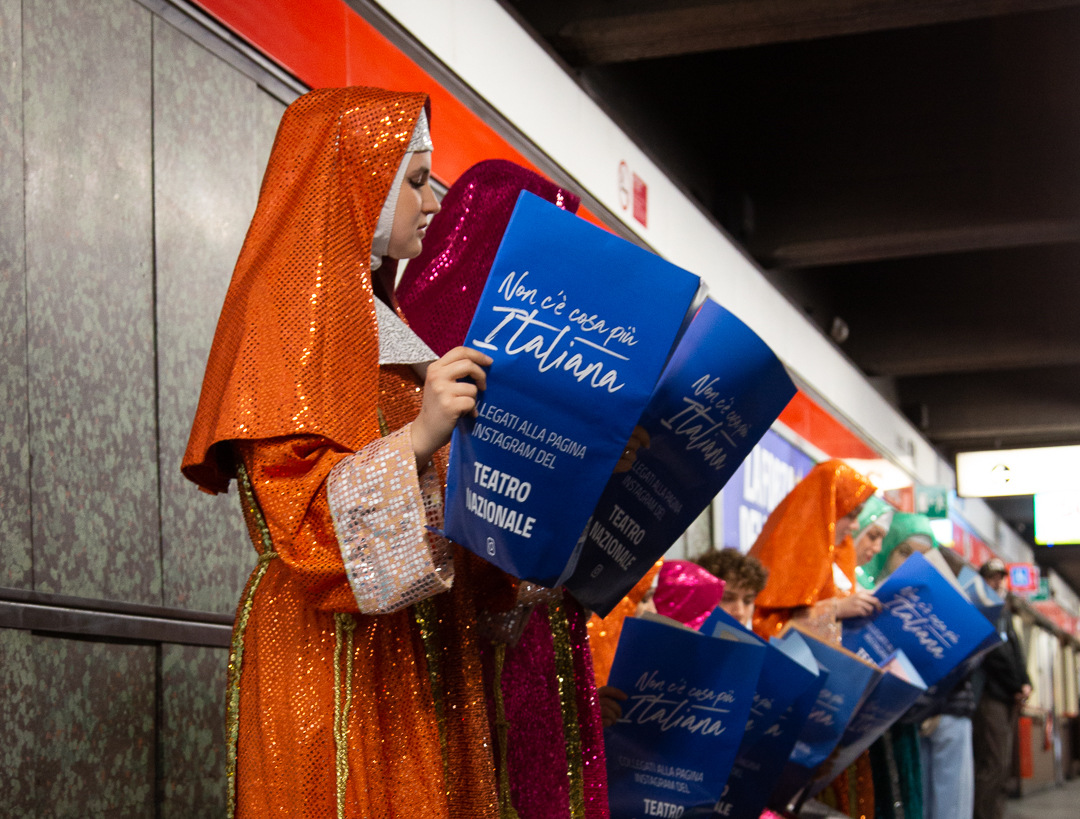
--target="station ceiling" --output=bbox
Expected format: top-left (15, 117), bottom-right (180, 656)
top-left (499, 0), bottom-right (1080, 590)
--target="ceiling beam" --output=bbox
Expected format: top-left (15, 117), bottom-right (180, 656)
top-left (761, 218), bottom-right (1080, 269)
top-left (898, 368), bottom-right (1080, 444)
top-left (860, 343), bottom-right (1080, 379)
top-left (556, 0), bottom-right (1080, 64)
top-left (928, 420), bottom-right (1080, 444)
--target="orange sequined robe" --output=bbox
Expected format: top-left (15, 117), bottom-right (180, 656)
top-left (182, 89), bottom-right (504, 818)
top-left (227, 367), bottom-right (501, 818)
top-left (748, 459), bottom-right (875, 642)
top-left (747, 459), bottom-right (877, 819)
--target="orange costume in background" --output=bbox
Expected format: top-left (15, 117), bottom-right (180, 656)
top-left (748, 459), bottom-right (877, 819)
top-left (586, 560), bottom-right (663, 688)
top-left (183, 88), bottom-right (503, 818)
top-left (748, 459), bottom-right (875, 641)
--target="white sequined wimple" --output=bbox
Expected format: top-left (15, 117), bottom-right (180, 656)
top-left (374, 298), bottom-right (436, 365)
top-left (409, 108), bottom-right (432, 152)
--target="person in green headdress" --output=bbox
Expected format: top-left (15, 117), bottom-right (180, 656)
top-left (818, 496), bottom-right (896, 819)
top-left (865, 513), bottom-right (940, 819)
top-left (854, 496), bottom-right (896, 589)
top-left (860, 511), bottom-right (936, 589)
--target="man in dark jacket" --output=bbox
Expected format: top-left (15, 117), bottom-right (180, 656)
top-left (972, 558), bottom-right (1032, 819)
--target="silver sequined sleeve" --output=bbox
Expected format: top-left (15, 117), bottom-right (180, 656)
top-left (326, 424), bottom-right (454, 614)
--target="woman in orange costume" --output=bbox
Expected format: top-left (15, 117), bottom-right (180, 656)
top-left (748, 458), bottom-right (879, 643)
top-left (183, 88), bottom-right (505, 818)
top-left (748, 458), bottom-right (880, 819)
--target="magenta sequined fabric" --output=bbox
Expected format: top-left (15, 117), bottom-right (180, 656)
top-left (498, 600), bottom-right (609, 818)
top-left (500, 605), bottom-right (570, 816)
top-left (653, 560), bottom-right (726, 630)
top-left (397, 159), bottom-right (580, 355)
top-left (566, 599), bottom-right (610, 819)
top-left (397, 160), bottom-right (605, 817)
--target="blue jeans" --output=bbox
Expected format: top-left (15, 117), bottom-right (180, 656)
top-left (921, 715), bottom-right (975, 819)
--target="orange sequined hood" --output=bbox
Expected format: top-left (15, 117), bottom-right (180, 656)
top-left (748, 458), bottom-right (876, 610)
top-left (182, 87), bottom-right (429, 494)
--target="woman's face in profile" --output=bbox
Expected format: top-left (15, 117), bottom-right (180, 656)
top-left (883, 536), bottom-right (932, 577)
top-left (855, 524), bottom-right (887, 566)
top-left (834, 503), bottom-right (864, 546)
top-left (388, 151), bottom-right (440, 260)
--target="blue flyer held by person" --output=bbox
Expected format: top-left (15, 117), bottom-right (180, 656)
top-left (563, 298), bottom-right (796, 614)
top-left (604, 615), bottom-right (766, 819)
top-left (442, 191), bottom-right (795, 594)
top-left (443, 191), bottom-right (702, 585)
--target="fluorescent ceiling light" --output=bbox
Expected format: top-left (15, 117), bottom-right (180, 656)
top-left (1035, 491), bottom-right (1080, 545)
top-left (956, 445), bottom-right (1080, 497)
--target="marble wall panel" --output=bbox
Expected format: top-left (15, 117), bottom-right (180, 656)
top-left (0, 630), bottom-right (36, 817)
top-left (159, 643), bottom-right (228, 817)
top-left (153, 18), bottom-right (259, 613)
top-left (0, 0), bottom-right (32, 587)
top-left (0, 632), bottom-right (157, 816)
top-left (7, 0), bottom-right (302, 815)
top-left (36, 638), bottom-right (156, 816)
top-left (23, 0), bottom-right (161, 603)
top-left (255, 89), bottom-right (288, 174)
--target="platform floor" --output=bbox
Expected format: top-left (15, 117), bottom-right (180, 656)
top-left (1005, 777), bottom-right (1080, 819)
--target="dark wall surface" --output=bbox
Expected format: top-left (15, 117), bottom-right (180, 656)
top-left (0, 0), bottom-right (287, 813)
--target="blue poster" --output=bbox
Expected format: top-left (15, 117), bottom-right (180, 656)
top-left (605, 615), bottom-right (766, 819)
top-left (903, 632), bottom-right (1004, 725)
top-left (700, 611), bottom-right (824, 819)
top-left (900, 566), bottom-right (1005, 724)
top-left (732, 666), bottom-right (826, 818)
top-left (700, 611), bottom-right (822, 744)
top-left (562, 299), bottom-right (796, 614)
top-left (808, 650), bottom-right (927, 795)
top-left (768, 626), bottom-right (882, 809)
top-left (444, 192), bottom-right (701, 585)
top-left (721, 429), bottom-right (814, 552)
top-left (841, 551), bottom-right (998, 686)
